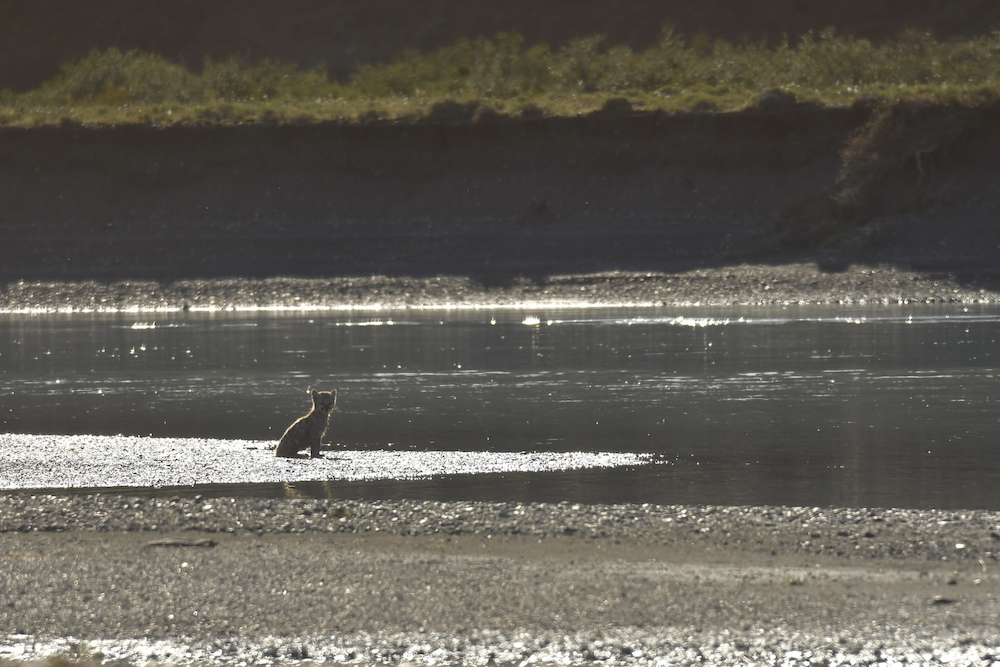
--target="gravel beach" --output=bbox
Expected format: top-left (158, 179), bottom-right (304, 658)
top-left (1, 495), bottom-right (1000, 666)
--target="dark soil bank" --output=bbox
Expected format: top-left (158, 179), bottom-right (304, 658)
top-left (4, 106), bottom-right (1000, 299)
top-left (3, 110), bottom-right (838, 281)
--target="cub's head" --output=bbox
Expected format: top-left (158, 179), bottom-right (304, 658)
top-left (311, 389), bottom-right (337, 414)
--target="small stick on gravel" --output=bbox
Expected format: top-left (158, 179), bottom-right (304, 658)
top-left (144, 537), bottom-right (217, 548)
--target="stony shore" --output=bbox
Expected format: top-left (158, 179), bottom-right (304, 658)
top-left (3, 262), bottom-right (1000, 313)
top-left (2, 494), bottom-right (1000, 666)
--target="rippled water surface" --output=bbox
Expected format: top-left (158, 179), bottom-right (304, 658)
top-left (2, 305), bottom-right (1000, 509)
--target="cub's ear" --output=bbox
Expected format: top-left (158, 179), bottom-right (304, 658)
top-left (332, 389), bottom-right (338, 404)
top-left (311, 389), bottom-right (319, 399)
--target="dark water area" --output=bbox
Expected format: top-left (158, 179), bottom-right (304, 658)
top-left (2, 305), bottom-right (1000, 509)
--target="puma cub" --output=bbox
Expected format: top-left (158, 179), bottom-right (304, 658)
top-left (275, 389), bottom-right (337, 458)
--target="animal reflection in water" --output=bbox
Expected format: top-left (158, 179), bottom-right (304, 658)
top-left (275, 389), bottom-right (337, 459)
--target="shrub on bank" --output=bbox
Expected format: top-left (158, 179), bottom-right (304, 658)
top-left (4, 27), bottom-right (1000, 126)
top-left (32, 48), bottom-right (201, 106)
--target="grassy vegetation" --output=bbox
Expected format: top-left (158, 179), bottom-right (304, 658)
top-left (3, 26), bottom-right (1000, 127)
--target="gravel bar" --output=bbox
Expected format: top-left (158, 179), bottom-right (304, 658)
top-left (2, 263), bottom-right (1000, 313)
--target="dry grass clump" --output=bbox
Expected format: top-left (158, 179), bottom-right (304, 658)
top-left (773, 96), bottom-right (986, 250)
top-left (834, 99), bottom-right (974, 212)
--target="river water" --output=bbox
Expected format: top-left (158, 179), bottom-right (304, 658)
top-left (2, 305), bottom-right (999, 509)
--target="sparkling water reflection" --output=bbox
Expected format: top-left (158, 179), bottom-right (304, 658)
top-left (2, 305), bottom-right (999, 509)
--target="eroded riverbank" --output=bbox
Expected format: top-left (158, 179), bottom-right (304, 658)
top-left (4, 107), bottom-right (1000, 291)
